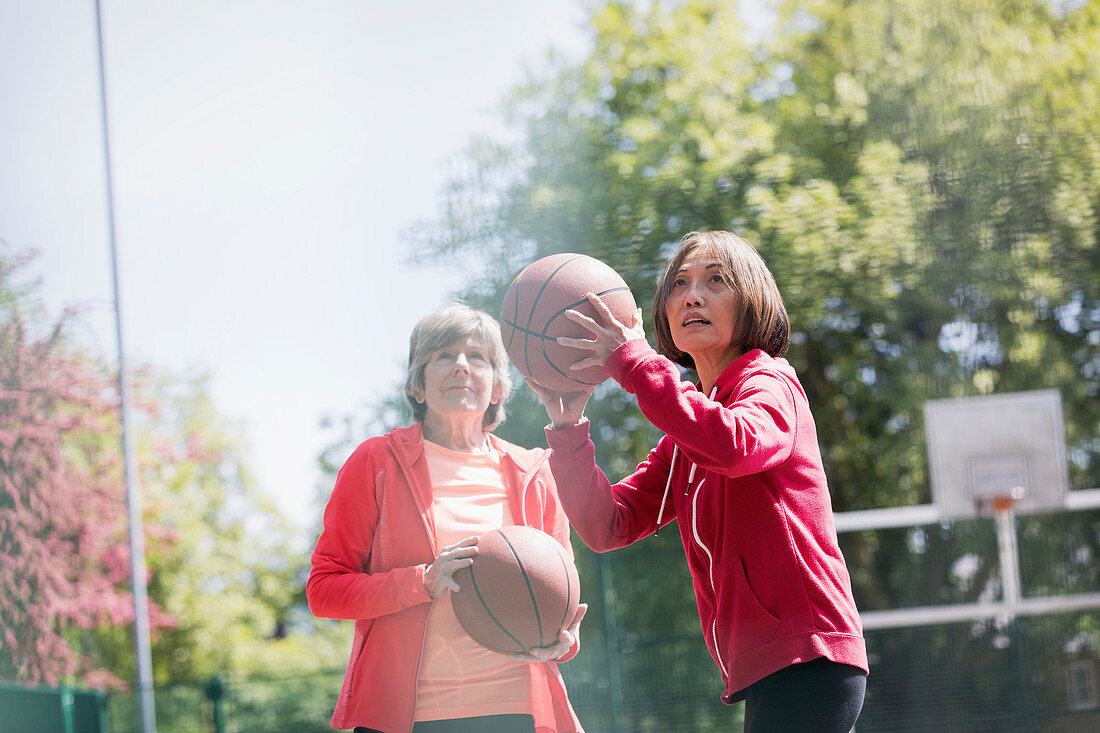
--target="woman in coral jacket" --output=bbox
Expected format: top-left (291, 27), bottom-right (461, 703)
top-left (308, 303), bottom-right (586, 733)
top-left (528, 231), bottom-right (868, 733)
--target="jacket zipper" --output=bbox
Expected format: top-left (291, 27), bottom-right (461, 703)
top-left (687, 385), bottom-right (725, 678)
top-left (387, 432), bottom-right (440, 732)
top-left (691, 479), bottom-right (727, 678)
top-left (406, 605), bottom-right (434, 732)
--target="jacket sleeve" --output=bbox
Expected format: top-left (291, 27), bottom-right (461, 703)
top-left (307, 441), bottom-right (432, 620)
top-left (607, 340), bottom-right (797, 478)
top-left (537, 462), bottom-right (576, 563)
top-left (545, 422), bottom-right (676, 553)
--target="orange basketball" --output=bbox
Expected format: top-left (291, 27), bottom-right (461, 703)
top-left (500, 253), bottom-right (637, 392)
top-left (451, 526), bottom-right (581, 654)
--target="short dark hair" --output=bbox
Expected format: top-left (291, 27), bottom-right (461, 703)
top-left (652, 231), bottom-right (790, 369)
top-left (404, 302), bottom-right (512, 430)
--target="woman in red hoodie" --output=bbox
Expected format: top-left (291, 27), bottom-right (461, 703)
top-left (529, 231), bottom-right (868, 732)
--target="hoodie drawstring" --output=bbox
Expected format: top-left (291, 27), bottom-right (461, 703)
top-left (655, 444), bottom-right (678, 534)
top-left (654, 384), bottom-right (718, 535)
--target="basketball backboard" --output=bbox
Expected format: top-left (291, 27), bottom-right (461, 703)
top-left (924, 389), bottom-right (1069, 519)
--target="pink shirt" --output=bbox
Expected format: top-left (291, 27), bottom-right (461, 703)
top-left (416, 440), bottom-right (531, 721)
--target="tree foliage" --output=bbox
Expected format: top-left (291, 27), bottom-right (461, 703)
top-left (0, 249), bottom-right (166, 689)
top-left (397, 0), bottom-right (1100, 728)
top-left (413, 0), bottom-right (1099, 502)
top-left (0, 248), bottom-right (331, 694)
top-left (136, 371), bottom-right (315, 684)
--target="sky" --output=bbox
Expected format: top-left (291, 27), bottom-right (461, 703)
top-left (1, 1), bottom-right (770, 542)
top-left (1, 0), bottom-right (598, 538)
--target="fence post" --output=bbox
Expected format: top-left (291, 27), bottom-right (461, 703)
top-left (58, 684), bottom-right (75, 733)
top-left (94, 688), bottom-right (109, 733)
top-left (595, 553), bottom-right (625, 733)
top-left (1010, 616), bottom-right (1041, 731)
top-left (205, 676), bottom-right (225, 733)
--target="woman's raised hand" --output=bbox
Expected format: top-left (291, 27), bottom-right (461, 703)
top-left (526, 380), bottom-right (593, 430)
top-left (423, 536), bottom-right (479, 598)
top-left (527, 294), bottom-right (644, 429)
top-left (558, 294), bottom-right (645, 372)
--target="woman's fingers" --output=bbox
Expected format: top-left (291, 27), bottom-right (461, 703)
top-left (569, 355), bottom-right (605, 372)
top-left (563, 307), bottom-right (602, 334)
top-left (586, 292), bottom-right (619, 322)
top-left (556, 334), bottom-right (596, 350)
top-left (562, 293), bottom-right (643, 355)
top-left (424, 537), bottom-right (480, 597)
top-left (443, 536), bottom-right (479, 553)
top-left (567, 603), bottom-right (588, 633)
top-left (499, 603), bottom-right (588, 662)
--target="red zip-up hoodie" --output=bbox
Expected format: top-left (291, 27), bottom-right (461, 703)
top-left (308, 423), bottom-right (584, 732)
top-left (545, 342), bottom-right (867, 703)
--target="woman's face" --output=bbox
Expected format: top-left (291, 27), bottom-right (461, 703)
top-left (420, 334), bottom-right (499, 421)
top-left (666, 247), bottom-right (741, 369)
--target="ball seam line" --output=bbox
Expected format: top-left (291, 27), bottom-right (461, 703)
top-left (500, 531), bottom-right (546, 648)
top-left (466, 561), bottom-right (527, 653)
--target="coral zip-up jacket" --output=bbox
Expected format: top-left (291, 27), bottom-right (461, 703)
top-left (545, 343), bottom-right (867, 702)
top-left (308, 423), bottom-right (584, 733)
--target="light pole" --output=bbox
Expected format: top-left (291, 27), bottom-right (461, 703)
top-left (92, 1), bottom-right (156, 730)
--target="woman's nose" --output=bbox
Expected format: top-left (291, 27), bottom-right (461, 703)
top-left (685, 283), bottom-right (704, 307)
top-left (453, 353), bottom-right (471, 372)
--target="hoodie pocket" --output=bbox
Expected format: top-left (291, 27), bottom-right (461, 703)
top-left (719, 555), bottom-right (781, 654)
top-left (344, 618), bottom-right (374, 695)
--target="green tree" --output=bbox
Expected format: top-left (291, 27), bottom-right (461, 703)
top-left (0, 249), bottom-right (168, 690)
top-left (130, 370), bottom-right (339, 684)
top-left (400, 0), bottom-right (1099, 729)
top-left (0, 246), bottom-right (340, 700)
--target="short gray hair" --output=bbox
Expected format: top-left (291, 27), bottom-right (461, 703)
top-left (404, 302), bottom-right (512, 430)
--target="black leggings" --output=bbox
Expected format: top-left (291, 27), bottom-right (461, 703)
top-left (355, 714), bottom-right (536, 733)
top-left (742, 657), bottom-right (866, 733)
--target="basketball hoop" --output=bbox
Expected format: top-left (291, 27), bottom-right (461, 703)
top-left (925, 389), bottom-right (1069, 520)
top-left (975, 486), bottom-right (1026, 516)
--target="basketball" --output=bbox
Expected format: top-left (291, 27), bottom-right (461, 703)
top-left (451, 525), bottom-right (581, 654)
top-left (500, 253), bottom-right (637, 392)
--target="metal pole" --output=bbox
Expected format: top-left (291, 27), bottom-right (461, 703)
top-left (206, 675), bottom-right (226, 733)
top-left (91, 1), bottom-right (157, 730)
top-left (595, 553), bottom-right (624, 733)
top-left (994, 504), bottom-right (1021, 613)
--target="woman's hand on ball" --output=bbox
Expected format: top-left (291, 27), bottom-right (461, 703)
top-left (504, 603), bottom-right (588, 663)
top-left (526, 380), bottom-right (592, 430)
top-left (558, 294), bottom-right (645, 372)
top-left (423, 536), bottom-right (478, 599)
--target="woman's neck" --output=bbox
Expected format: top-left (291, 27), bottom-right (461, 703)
top-left (421, 413), bottom-right (489, 453)
top-left (694, 347), bottom-right (743, 396)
